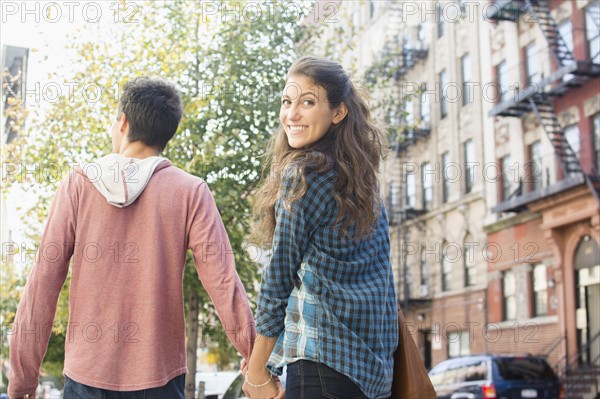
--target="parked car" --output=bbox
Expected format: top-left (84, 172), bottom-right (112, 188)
top-left (428, 354), bottom-right (564, 399)
top-left (222, 373), bottom-right (245, 399)
top-left (195, 371), bottom-right (239, 399)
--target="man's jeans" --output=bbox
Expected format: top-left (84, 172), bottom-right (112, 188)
top-left (286, 360), bottom-right (366, 399)
top-left (63, 374), bottom-right (185, 399)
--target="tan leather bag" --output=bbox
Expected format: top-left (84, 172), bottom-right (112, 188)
top-left (391, 309), bottom-right (437, 398)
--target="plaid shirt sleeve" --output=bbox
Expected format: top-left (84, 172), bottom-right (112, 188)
top-left (255, 168), bottom-right (331, 338)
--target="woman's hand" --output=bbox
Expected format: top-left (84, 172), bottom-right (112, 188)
top-left (242, 369), bottom-right (284, 399)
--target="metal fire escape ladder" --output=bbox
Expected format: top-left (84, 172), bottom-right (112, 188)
top-left (529, 95), bottom-right (581, 176)
top-left (524, 0), bottom-right (600, 205)
top-left (530, 95), bottom-right (600, 204)
top-left (382, 3), bottom-right (405, 77)
top-left (523, 0), bottom-right (575, 67)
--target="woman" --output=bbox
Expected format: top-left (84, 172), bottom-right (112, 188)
top-left (244, 56), bottom-right (399, 399)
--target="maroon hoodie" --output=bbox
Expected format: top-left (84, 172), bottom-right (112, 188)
top-left (8, 155), bottom-right (255, 397)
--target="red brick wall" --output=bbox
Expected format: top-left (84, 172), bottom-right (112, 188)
top-left (484, 321), bottom-right (563, 368)
top-left (487, 216), bottom-right (551, 268)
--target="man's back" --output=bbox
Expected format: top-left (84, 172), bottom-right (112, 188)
top-left (9, 156), bottom-right (254, 395)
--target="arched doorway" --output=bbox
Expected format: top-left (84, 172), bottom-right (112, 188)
top-left (574, 235), bottom-right (600, 365)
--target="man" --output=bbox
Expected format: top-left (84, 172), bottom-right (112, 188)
top-left (8, 77), bottom-right (255, 398)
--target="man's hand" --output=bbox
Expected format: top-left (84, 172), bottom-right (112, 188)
top-left (272, 378), bottom-right (285, 399)
top-left (13, 394), bottom-right (36, 399)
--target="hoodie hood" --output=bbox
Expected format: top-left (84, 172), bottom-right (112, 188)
top-left (82, 153), bottom-right (171, 208)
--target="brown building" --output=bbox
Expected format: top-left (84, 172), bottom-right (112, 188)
top-left (484, 0), bottom-right (599, 395)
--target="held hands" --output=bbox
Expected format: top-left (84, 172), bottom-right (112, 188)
top-left (241, 359), bottom-right (285, 399)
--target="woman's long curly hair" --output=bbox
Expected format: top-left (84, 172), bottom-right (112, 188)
top-left (250, 56), bottom-right (386, 244)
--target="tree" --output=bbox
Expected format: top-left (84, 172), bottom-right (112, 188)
top-left (1, 1), bottom-right (312, 395)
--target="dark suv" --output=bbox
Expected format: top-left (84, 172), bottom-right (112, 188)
top-left (428, 354), bottom-right (564, 399)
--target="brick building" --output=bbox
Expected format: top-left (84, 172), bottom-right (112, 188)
top-left (302, 2), bottom-right (599, 389)
top-left (484, 0), bottom-right (599, 393)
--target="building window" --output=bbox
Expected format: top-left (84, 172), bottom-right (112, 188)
top-left (439, 70), bottom-right (448, 119)
top-left (503, 270), bottom-right (517, 320)
top-left (464, 236), bottom-right (475, 287)
top-left (406, 172), bottom-right (416, 208)
top-left (437, 4), bottom-right (445, 38)
top-left (532, 264), bottom-right (548, 317)
top-left (527, 140), bottom-right (543, 192)
top-left (558, 19), bottom-right (574, 55)
top-left (585, 3), bottom-right (600, 64)
top-left (447, 330), bottom-right (470, 358)
top-left (497, 61), bottom-right (508, 102)
top-left (420, 85), bottom-right (431, 128)
top-left (442, 242), bottom-right (452, 292)
top-left (442, 152), bottom-right (450, 203)
top-left (525, 42), bottom-right (541, 86)
top-left (417, 24), bottom-right (426, 49)
top-left (593, 113), bottom-right (600, 173)
top-left (389, 180), bottom-right (400, 215)
top-left (463, 139), bottom-right (475, 193)
top-left (500, 155), bottom-right (515, 201)
top-left (420, 248), bottom-right (429, 296)
top-left (559, 19), bottom-right (576, 81)
top-left (422, 162), bottom-right (433, 210)
top-left (565, 124), bottom-right (580, 160)
top-left (461, 54), bottom-right (472, 105)
top-left (369, 0), bottom-right (375, 19)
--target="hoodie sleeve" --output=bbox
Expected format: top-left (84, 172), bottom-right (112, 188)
top-left (8, 175), bottom-right (77, 398)
top-left (187, 182), bottom-right (255, 359)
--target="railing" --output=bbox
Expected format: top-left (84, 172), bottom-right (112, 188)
top-left (555, 329), bottom-right (600, 380)
top-left (543, 334), bottom-right (567, 361)
top-left (389, 124), bottom-right (431, 155)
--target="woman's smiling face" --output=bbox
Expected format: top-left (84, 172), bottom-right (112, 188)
top-left (280, 74), bottom-right (347, 148)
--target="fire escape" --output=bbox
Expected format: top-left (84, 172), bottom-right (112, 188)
top-left (487, 0), bottom-right (600, 215)
top-left (370, 3), bottom-right (430, 312)
top-left (487, 1), bottom-right (600, 397)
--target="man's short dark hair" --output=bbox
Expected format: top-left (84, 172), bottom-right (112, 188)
top-left (118, 76), bottom-right (183, 151)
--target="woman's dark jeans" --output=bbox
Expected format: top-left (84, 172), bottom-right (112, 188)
top-left (63, 374), bottom-right (185, 399)
top-left (286, 360), bottom-right (367, 399)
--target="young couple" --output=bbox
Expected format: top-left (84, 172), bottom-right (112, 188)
top-left (8, 57), bottom-right (398, 399)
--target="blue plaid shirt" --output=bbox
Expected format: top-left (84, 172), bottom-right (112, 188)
top-left (256, 168), bottom-right (399, 399)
